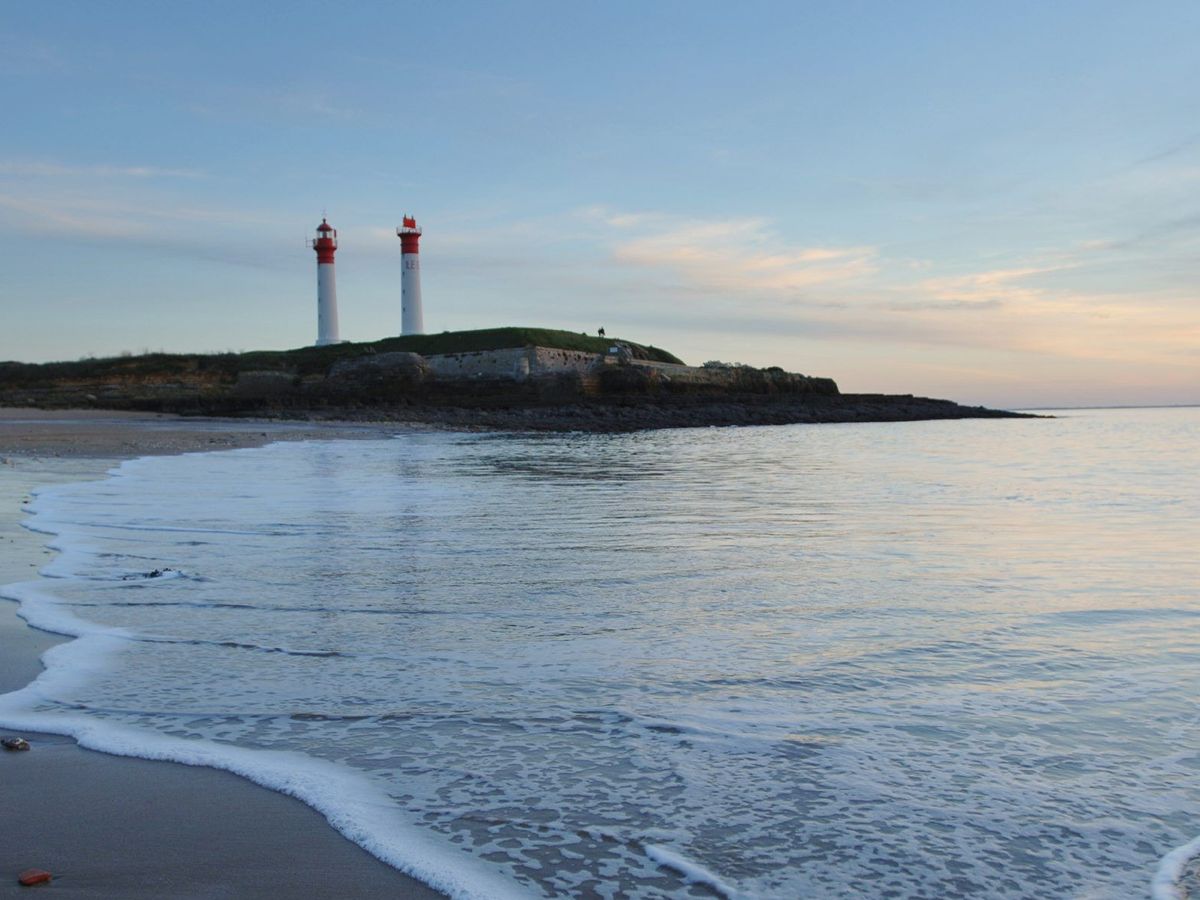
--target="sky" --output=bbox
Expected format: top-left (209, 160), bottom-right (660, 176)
top-left (2, 1), bottom-right (1198, 408)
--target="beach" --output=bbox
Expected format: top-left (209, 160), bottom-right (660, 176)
top-left (0, 410), bottom-right (443, 898)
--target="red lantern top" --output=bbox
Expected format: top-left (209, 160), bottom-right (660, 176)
top-left (312, 218), bottom-right (337, 264)
top-left (397, 215), bottom-right (421, 254)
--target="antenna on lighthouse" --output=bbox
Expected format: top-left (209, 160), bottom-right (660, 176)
top-left (397, 214), bottom-right (424, 335)
top-left (311, 218), bottom-right (341, 346)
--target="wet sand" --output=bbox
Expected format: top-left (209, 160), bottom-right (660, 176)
top-left (0, 407), bottom-right (407, 458)
top-left (0, 410), bottom-right (444, 898)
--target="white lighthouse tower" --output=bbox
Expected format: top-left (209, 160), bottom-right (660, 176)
top-left (311, 218), bottom-right (341, 346)
top-left (397, 215), bottom-right (423, 335)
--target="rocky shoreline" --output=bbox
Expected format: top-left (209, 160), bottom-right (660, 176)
top-left (273, 392), bottom-right (1032, 432)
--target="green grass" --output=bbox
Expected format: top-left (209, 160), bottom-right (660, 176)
top-left (369, 327), bottom-right (681, 361)
top-left (0, 327), bottom-right (685, 386)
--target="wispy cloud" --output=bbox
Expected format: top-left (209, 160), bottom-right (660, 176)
top-left (0, 153), bottom-right (286, 237)
top-left (0, 174), bottom-right (298, 274)
top-left (1092, 210), bottom-right (1200, 253)
top-left (0, 188), bottom-right (289, 237)
top-left (0, 192), bottom-right (149, 239)
top-left (1129, 131), bottom-right (1200, 169)
top-left (0, 35), bottom-right (70, 74)
top-left (585, 207), bottom-right (878, 295)
top-left (572, 204), bottom-right (1200, 378)
top-left (0, 160), bottom-right (205, 179)
top-left (269, 89), bottom-right (363, 122)
top-left (907, 265), bottom-right (1071, 309)
top-left (187, 85), bottom-right (366, 125)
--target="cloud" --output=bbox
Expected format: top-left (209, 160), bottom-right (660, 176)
top-left (575, 204), bottom-right (1200, 381)
top-left (0, 35), bottom-right (70, 74)
top-left (186, 83), bottom-right (367, 125)
top-left (268, 90), bottom-right (363, 122)
top-left (0, 160), bottom-right (205, 179)
top-left (1100, 211), bottom-right (1200, 253)
top-left (587, 207), bottom-right (878, 295)
top-left (888, 297), bottom-right (1005, 312)
top-left (908, 265), bottom-right (1071, 308)
top-left (0, 192), bottom-right (149, 239)
top-left (885, 268), bottom-right (1200, 367)
top-left (1129, 131), bottom-right (1200, 169)
top-left (0, 155), bottom-right (323, 261)
top-left (0, 188), bottom-right (293, 241)
top-left (0, 162), bottom-right (213, 242)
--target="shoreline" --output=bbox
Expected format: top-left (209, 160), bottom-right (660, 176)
top-left (0, 411), bottom-right (444, 898)
top-left (0, 407), bottom-right (423, 457)
top-left (281, 391), bottom-right (1034, 432)
top-left (4, 391), bottom-right (1034, 435)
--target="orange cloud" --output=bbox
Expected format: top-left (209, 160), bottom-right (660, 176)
top-left (593, 209), bottom-right (878, 294)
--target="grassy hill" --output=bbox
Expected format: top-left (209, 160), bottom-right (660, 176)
top-left (0, 328), bottom-right (685, 386)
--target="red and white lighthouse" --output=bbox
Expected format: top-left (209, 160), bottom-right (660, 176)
top-left (311, 218), bottom-right (341, 346)
top-left (397, 215), bottom-right (423, 335)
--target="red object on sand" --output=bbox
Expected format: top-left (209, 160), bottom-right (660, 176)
top-left (18, 869), bottom-right (52, 886)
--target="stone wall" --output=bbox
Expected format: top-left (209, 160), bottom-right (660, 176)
top-left (419, 348), bottom-right (837, 395)
top-left (424, 347), bottom-right (599, 382)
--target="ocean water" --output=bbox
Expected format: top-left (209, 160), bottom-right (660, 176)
top-left (2, 408), bottom-right (1199, 898)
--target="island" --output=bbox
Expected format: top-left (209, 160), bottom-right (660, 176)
top-left (0, 327), bottom-right (1029, 431)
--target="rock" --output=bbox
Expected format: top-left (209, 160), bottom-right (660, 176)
top-left (18, 869), bottom-right (53, 886)
top-left (232, 370), bottom-right (298, 398)
top-left (119, 567), bottom-right (174, 581)
top-left (2, 737), bottom-right (31, 751)
top-left (597, 366), bottom-right (655, 393)
top-left (606, 343), bottom-right (635, 364)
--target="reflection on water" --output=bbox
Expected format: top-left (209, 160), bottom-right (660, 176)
top-left (6, 407), bottom-right (1200, 898)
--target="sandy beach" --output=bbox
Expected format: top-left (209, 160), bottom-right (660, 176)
top-left (0, 410), bottom-right (443, 898)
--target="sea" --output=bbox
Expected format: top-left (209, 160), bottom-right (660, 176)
top-left (2, 407), bottom-right (1198, 899)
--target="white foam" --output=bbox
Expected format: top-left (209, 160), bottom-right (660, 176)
top-left (1152, 834), bottom-right (1200, 900)
top-left (644, 844), bottom-right (742, 898)
top-left (0, 697), bottom-right (527, 899)
top-left (1, 578), bottom-right (131, 639)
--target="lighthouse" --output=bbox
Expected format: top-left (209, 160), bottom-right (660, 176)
top-left (397, 215), bottom-right (423, 335)
top-left (311, 218), bottom-right (341, 346)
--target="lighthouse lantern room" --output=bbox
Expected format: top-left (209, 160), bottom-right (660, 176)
top-left (311, 219), bottom-right (341, 346)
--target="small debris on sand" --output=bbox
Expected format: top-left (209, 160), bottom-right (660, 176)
top-left (2, 737), bottom-right (32, 751)
top-left (18, 868), bottom-right (53, 886)
top-left (121, 567), bottom-right (174, 581)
